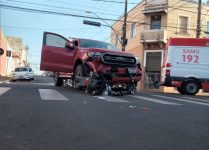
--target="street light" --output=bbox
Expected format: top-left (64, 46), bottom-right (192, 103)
top-left (86, 11), bottom-right (111, 28)
top-left (85, 11), bottom-right (122, 46)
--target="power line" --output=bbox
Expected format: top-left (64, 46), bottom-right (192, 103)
top-left (0, 25), bottom-right (110, 33)
top-left (3, 0), bottom-right (120, 17)
top-left (3, 0), bottom-right (154, 28)
top-left (92, 0), bottom-right (138, 4)
top-left (44, 0), bottom-right (123, 14)
top-left (0, 4), bottom-right (137, 23)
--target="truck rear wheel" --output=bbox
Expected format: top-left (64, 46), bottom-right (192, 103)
top-left (183, 80), bottom-right (200, 95)
top-left (54, 72), bottom-right (63, 86)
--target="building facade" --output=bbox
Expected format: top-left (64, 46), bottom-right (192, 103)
top-left (0, 29), bottom-right (29, 77)
top-left (6, 36), bottom-right (29, 67)
top-left (0, 29), bottom-right (14, 76)
top-left (111, 0), bottom-right (209, 91)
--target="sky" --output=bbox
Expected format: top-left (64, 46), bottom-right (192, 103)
top-left (0, 0), bottom-right (141, 71)
top-left (0, 0), bottom-right (205, 73)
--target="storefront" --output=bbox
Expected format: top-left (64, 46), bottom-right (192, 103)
top-left (143, 50), bottom-right (163, 89)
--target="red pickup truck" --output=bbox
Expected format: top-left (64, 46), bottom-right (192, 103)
top-left (40, 32), bottom-right (142, 95)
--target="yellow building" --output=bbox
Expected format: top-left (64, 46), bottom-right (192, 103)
top-left (111, 0), bottom-right (209, 92)
top-left (0, 29), bottom-right (15, 76)
top-left (6, 36), bottom-right (29, 67)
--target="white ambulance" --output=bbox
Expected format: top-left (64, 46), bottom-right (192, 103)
top-left (161, 38), bottom-right (209, 95)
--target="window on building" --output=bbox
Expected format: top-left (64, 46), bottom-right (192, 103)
top-left (206, 21), bottom-right (209, 37)
top-left (150, 15), bottom-right (161, 30)
top-left (115, 34), bottom-right (119, 47)
top-left (130, 23), bottom-right (136, 38)
top-left (179, 16), bottom-right (188, 34)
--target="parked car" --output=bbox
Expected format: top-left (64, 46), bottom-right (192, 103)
top-left (161, 38), bottom-right (209, 95)
top-left (12, 67), bottom-right (34, 81)
top-left (40, 32), bottom-right (142, 95)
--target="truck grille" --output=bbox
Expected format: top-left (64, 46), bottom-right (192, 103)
top-left (102, 54), bottom-right (136, 66)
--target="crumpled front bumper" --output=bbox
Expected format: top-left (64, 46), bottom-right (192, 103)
top-left (97, 64), bottom-right (142, 83)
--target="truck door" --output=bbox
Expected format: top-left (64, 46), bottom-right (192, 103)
top-left (40, 32), bottom-right (75, 73)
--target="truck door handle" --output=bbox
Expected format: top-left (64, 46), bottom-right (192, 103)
top-left (46, 49), bottom-right (52, 52)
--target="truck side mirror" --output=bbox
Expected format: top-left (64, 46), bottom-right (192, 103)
top-left (65, 41), bottom-right (75, 49)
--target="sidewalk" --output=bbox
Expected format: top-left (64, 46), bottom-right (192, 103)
top-left (0, 76), bottom-right (11, 82)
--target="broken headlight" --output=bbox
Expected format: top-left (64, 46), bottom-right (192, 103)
top-left (87, 52), bottom-right (102, 58)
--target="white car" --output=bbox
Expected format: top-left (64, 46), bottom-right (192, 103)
top-left (12, 67), bottom-right (34, 81)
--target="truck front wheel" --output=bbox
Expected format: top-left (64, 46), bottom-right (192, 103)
top-left (183, 80), bottom-right (200, 95)
top-left (73, 65), bottom-right (84, 89)
top-left (54, 72), bottom-right (63, 86)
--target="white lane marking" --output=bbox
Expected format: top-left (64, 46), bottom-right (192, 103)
top-left (181, 96), bottom-right (209, 103)
top-left (0, 80), bottom-right (10, 84)
top-left (0, 87), bottom-right (11, 96)
top-left (153, 95), bottom-right (209, 107)
top-left (39, 89), bottom-right (69, 100)
top-left (95, 96), bottom-right (129, 103)
top-left (7, 82), bottom-right (54, 86)
top-left (129, 95), bottom-right (182, 105)
top-left (32, 83), bottom-right (54, 86)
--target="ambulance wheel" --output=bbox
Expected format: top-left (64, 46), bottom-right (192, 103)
top-left (177, 87), bottom-right (185, 95)
top-left (183, 80), bottom-right (200, 95)
top-left (54, 73), bottom-right (63, 86)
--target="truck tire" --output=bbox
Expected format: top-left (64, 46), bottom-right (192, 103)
top-left (73, 65), bottom-right (84, 89)
top-left (177, 87), bottom-right (185, 95)
top-left (183, 80), bottom-right (200, 95)
top-left (54, 72), bottom-right (63, 86)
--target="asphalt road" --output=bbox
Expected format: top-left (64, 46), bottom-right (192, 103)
top-left (0, 76), bottom-right (209, 150)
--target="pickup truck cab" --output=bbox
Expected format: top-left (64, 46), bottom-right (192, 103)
top-left (40, 32), bottom-right (142, 95)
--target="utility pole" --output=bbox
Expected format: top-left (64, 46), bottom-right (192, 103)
top-left (122, 0), bottom-right (128, 51)
top-left (196, 0), bottom-right (202, 38)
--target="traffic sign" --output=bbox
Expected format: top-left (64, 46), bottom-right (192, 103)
top-left (83, 20), bottom-right (101, 27)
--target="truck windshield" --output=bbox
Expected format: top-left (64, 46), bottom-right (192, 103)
top-left (79, 39), bottom-right (119, 51)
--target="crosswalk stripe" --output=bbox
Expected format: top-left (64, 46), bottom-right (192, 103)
top-left (181, 96), bottom-right (209, 103)
top-left (6, 82), bottom-right (54, 86)
top-left (95, 96), bottom-right (129, 103)
top-left (32, 83), bottom-right (54, 86)
top-left (39, 89), bottom-right (69, 100)
top-left (153, 95), bottom-right (209, 107)
top-left (0, 87), bottom-right (11, 96)
top-left (129, 95), bottom-right (182, 105)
